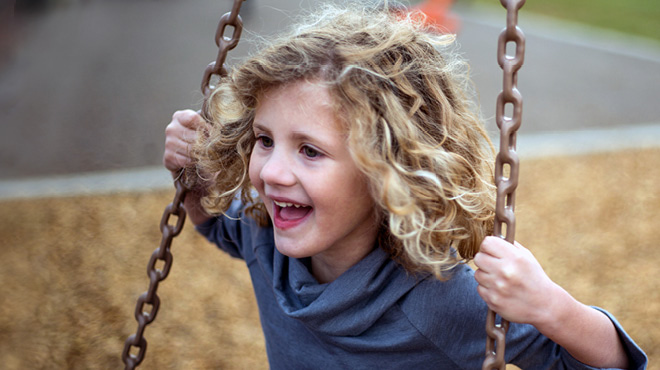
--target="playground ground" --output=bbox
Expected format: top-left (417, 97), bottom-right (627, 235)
top-left (0, 148), bottom-right (658, 368)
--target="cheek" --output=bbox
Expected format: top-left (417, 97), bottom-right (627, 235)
top-left (322, 169), bottom-right (374, 209)
top-left (346, 172), bottom-right (377, 214)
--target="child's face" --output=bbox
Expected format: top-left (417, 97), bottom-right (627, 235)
top-left (249, 80), bottom-right (378, 266)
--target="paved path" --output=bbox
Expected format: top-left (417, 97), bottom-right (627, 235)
top-left (454, 4), bottom-right (660, 134)
top-left (1, 1), bottom-right (659, 196)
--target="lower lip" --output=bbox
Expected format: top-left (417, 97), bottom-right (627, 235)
top-left (272, 205), bottom-right (312, 230)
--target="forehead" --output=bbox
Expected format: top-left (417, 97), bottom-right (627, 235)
top-left (261, 79), bottom-right (333, 106)
top-left (254, 80), bottom-right (346, 132)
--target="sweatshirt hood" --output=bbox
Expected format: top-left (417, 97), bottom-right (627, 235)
top-left (256, 245), bottom-right (423, 336)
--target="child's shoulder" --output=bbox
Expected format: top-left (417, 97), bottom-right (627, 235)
top-left (402, 264), bottom-right (483, 312)
top-left (398, 265), bottom-right (489, 345)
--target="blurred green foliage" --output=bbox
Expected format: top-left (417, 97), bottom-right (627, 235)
top-left (466, 0), bottom-right (660, 41)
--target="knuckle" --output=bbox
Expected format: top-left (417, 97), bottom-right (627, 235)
top-left (501, 265), bottom-right (521, 289)
top-left (476, 285), bottom-right (488, 301)
top-left (488, 294), bottom-right (499, 308)
top-left (164, 137), bottom-right (176, 150)
top-left (502, 264), bottom-right (515, 280)
top-left (474, 269), bottom-right (484, 283)
top-left (495, 279), bottom-right (507, 294)
top-left (165, 122), bottom-right (181, 137)
top-left (163, 152), bottom-right (176, 164)
top-left (181, 110), bottom-right (200, 126)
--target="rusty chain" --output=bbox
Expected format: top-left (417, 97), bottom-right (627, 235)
top-left (121, 1), bottom-right (245, 369)
top-left (200, 0), bottom-right (245, 121)
top-left (482, 0), bottom-right (526, 369)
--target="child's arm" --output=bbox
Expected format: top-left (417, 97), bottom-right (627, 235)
top-left (473, 236), bottom-right (629, 369)
top-left (163, 109), bottom-right (213, 226)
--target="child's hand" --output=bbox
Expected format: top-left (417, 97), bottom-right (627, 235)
top-left (473, 236), bottom-right (558, 326)
top-left (474, 236), bottom-right (631, 368)
top-left (163, 109), bottom-right (208, 173)
top-left (162, 109), bottom-right (213, 225)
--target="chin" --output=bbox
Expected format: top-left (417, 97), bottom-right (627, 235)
top-left (273, 240), bottom-right (315, 259)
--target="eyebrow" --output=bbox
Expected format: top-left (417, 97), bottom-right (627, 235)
top-left (291, 130), bottom-right (318, 143)
top-left (253, 123), bottom-right (320, 143)
top-left (252, 123), bottom-right (270, 133)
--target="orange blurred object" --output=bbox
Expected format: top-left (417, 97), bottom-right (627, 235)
top-left (407, 0), bottom-right (460, 34)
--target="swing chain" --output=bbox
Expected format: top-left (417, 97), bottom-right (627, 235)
top-left (121, 1), bottom-right (245, 369)
top-left (201, 0), bottom-right (245, 118)
top-left (483, 0), bottom-right (526, 369)
top-left (121, 180), bottom-right (187, 369)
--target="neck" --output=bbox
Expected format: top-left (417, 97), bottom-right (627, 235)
top-left (311, 243), bottom-right (375, 284)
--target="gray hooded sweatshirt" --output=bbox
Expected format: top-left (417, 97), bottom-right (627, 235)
top-left (196, 200), bottom-right (647, 369)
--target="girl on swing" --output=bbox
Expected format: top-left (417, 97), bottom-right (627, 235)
top-left (163, 3), bottom-right (646, 368)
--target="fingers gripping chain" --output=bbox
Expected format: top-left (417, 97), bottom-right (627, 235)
top-left (121, 2), bottom-right (245, 369)
top-left (483, 0), bottom-right (526, 369)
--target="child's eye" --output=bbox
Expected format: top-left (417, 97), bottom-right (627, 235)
top-left (301, 145), bottom-right (321, 158)
top-left (257, 136), bottom-right (274, 148)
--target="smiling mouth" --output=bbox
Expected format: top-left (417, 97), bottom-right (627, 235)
top-left (272, 200), bottom-right (313, 229)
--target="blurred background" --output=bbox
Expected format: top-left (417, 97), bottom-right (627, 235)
top-left (0, 0), bottom-right (658, 368)
top-left (1, 0), bottom-right (659, 181)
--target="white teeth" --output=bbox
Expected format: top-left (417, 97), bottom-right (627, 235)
top-left (273, 200), bottom-right (304, 208)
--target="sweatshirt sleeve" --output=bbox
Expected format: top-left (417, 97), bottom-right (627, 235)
top-left (401, 265), bottom-right (648, 369)
top-left (195, 199), bottom-right (247, 260)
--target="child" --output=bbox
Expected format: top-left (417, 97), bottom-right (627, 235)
top-left (163, 3), bottom-right (647, 369)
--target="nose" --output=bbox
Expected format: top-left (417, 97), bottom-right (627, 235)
top-left (259, 149), bottom-right (297, 188)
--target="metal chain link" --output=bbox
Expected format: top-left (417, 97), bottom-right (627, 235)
top-left (200, 0), bottom-right (245, 121)
top-left (121, 180), bottom-right (187, 369)
top-left (482, 0), bottom-right (526, 369)
top-left (121, 1), bottom-right (245, 369)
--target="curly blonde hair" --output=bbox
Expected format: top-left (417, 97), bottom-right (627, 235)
top-left (193, 2), bottom-right (496, 279)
